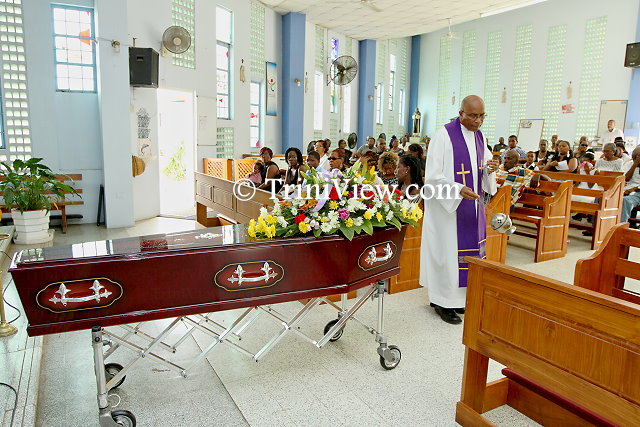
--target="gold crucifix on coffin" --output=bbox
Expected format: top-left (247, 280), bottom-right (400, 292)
top-left (457, 163), bottom-right (471, 187)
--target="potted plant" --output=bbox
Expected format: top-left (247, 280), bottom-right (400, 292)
top-left (0, 158), bottom-right (80, 244)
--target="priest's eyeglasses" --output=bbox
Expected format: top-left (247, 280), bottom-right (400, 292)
top-left (463, 112), bottom-right (487, 120)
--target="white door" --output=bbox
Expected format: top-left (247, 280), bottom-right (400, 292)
top-left (157, 89), bottom-right (196, 216)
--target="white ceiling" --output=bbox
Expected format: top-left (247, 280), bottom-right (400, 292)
top-left (260, 0), bottom-right (546, 40)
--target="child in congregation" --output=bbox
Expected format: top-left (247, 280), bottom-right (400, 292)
top-left (245, 161), bottom-right (264, 186)
top-left (378, 152), bottom-right (400, 187)
top-left (524, 151), bottom-right (538, 170)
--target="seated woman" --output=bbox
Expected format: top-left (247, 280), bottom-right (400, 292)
top-left (595, 143), bottom-right (624, 173)
top-left (314, 140), bottom-right (330, 171)
top-left (337, 139), bottom-right (352, 166)
top-left (245, 161), bottom-right (264, 186)
top-left (407, 143), bottom-right (427, 177)
top-left (396, 154), bottom-right (423, 199)
top-left (389, 138), bottom-right (404, 156)
top-left (543, 140), bottom-right (578, 173)
top-left (378, 151), bottom-right (399, 187)
top-left (284, 147), bottom-right (307, 187)
top-left (328, 148), bottom-right (347, 172)
top-left (257, 147), bottom-right (282, 192)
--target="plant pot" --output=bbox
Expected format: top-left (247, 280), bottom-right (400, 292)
top-left (12, 209), bottom-right (54, 244)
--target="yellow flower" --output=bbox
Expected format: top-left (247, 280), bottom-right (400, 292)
top-left (298, 222), bottom-right (310, 233)
top-left (328, 200), bottom-right (339, 210)
top-left (265, 215), bottom-right (276, 225)
top-left (412, 206), bottom-right (423, 220)
top-left (248, 221), bottom-right (256, 237)
top-left (363, 211), bottom-right (373, 220)
top-left (345, 218), bottom-right (354, 228)
top-left (320, 217), bottom-right (329, 222)
top-left (401, 208), bottom-right (408, 218)
top-left (369, 166), bottom-right (376, 176)
top-left (375, 212), bottom-right (383, 221)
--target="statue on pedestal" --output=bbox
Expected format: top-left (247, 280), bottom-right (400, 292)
top-left (412, 108), bottom-right (422, 136)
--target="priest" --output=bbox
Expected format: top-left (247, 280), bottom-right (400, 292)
top-left (419, 95), bottom-right (498, 324)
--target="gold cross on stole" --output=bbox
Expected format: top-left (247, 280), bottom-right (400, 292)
top-left (457, 163), bottom-right (471, 186)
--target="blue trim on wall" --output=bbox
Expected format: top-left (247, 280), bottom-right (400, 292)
top-left (626, 4), bottom-right (640, 141)
top-left (357, 39), bottom-right (376, 146)
top-left (281, 13), bottom-right (305, 152)
top-left (407, 35), bottom-right (420, 135)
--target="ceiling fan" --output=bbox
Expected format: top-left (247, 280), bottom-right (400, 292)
top-left (325, 0), bottom-right (381, 12)
top-left (444, 18), bottom-right (463, 40)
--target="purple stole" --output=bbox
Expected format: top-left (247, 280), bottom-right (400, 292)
top-left (444, 118), bottom-right (487, 287)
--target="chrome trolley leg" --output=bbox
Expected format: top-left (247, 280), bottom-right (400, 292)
top-left (92, 326), bottom-right (137, 427)
top-left (374, 281), bottom-right (401, 370)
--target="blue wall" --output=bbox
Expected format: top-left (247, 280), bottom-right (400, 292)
top-left (407, 35), bottom-right (420, 134)
top-left (281, 13), bottom-right (305, 151)
top-left (626, 4), bottom-right (640, 142)
top-left (357, 40), bottom-right (376, 146)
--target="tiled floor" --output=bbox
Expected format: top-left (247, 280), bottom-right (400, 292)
top-left (0, 218), bottom-right (637, 426)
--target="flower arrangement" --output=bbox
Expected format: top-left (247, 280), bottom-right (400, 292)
top-left (248, 161), bottom-right (422, 240)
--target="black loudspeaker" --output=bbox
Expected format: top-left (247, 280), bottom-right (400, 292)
top-left (624, 42), bottom-right (640, 68)
top-left (129, 47), bottom-right (159, 87)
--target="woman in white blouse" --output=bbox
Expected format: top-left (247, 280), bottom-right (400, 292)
top-left (314, 140), bottom-right (330, 171)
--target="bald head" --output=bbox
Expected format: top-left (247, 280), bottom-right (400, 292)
top-left (460, 95), bottom-right (484, 111)
top-left (503, 150), bottom-right (520, 170)
top-left (459, 95), bottom-right (485, 132)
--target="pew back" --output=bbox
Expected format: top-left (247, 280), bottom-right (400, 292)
top-left (458, 256), bottom-right (640, 426)
top-left (575, 223), bottom-right (640, 305)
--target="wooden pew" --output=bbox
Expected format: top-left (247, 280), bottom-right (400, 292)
top-left (203, 158), bottom-right (232, 180)
top-left (195, 172), bottom-right (273, 226)
top-left (457, 226), bottom-right (640, 426)
top-left (509, 180), bottom-right (572, 262)
top-left (544, 171), bottom-right (625, 249)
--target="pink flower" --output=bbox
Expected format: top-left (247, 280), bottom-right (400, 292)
top-left (338, 209), bottom-right (350, 220)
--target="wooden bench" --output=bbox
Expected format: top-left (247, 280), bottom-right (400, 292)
top-left (0, 174), bottom-right (83, 233)
top-left (195, 172), bottom-right (273, 226)
top-left (544, 171), bottom-right (625, 249)
top-left (456, 224), bottom-right (640, 426)
top-left (509, 180), bottom-right (572, 262)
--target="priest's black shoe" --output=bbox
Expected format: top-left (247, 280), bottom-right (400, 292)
top-left (432, 304), bottom-right (462, 324)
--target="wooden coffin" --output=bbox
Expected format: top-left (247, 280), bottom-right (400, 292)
top-left (10, 224), bottom-right (406, 336)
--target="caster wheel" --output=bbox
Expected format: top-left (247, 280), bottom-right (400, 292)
top-left (379, 345), bottom-right (401, 370)
top-left (105, 363), bottom-right (126, 389)
top-left (112, 410), bottom-right (136, 427)
top-left (323, 319), bottom-right (344, 342)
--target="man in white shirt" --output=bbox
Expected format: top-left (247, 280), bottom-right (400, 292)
top-left (602, 120), bottom-right (625, 145)
top-left (357, 136), bottom-right (380, 155)
top-left (621, 146), bottom-right (640, 223)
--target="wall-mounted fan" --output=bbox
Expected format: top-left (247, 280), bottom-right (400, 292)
top-left (347, 133), bottom-right (357, 150)
top-left (329, 55), bottom-right (358, 86)
top-left (162, 26), bottom-right (191, 54)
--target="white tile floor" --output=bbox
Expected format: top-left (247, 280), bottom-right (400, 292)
top-left (1, 218), bottom-right (638, 426)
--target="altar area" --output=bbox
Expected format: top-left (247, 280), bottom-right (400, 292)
top-left (2, 216), bottom-right (628, 426)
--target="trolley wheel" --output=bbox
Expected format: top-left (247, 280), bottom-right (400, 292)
top-left (379, 345), bottom-right (401, 370)
top-left (105, 363), bottom-right (126, 389)
top-left (323, 319), bottom-right (344, 342)
top-left (111, 410), bottom-right (136, 427)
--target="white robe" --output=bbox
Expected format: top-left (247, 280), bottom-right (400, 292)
top-left (419, 122), bottom-right (497, 308)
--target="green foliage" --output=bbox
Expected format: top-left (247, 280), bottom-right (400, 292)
top-left (0, 158), bottom-right (81, 213)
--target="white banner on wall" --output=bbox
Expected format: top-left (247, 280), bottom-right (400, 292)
top-left (266, 61), bottom-right (277, 116)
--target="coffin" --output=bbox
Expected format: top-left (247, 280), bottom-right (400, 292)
top-left (10, 224), bottom-right (407, 336)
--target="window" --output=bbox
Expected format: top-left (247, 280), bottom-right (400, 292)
top-left (216, 7), bottom-right (232, 119)
top-left (52, 6), bottom-right (96, 92)
top-left (343, 84), bottom-right (351, 133)
top-left (398, 88), bottom-right (405, 127)
top-left (388, 54), bottom-right (396, 111)
top-left (250, 82), bottom-right (262, 149)
top-left (375, 83), bottom-right (383, 124)
top-left (314, 71), bottom-right (323, 130)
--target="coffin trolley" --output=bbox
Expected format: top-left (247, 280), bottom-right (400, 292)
top-left (10, 224), bottom-right (407, 427)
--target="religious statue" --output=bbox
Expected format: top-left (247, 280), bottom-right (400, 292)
top-left (412, 108), bottom-right (422, 136)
